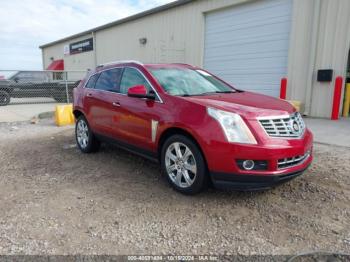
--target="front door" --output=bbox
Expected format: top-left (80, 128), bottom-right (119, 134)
top-left (113, 67), bottom-right (162, 151)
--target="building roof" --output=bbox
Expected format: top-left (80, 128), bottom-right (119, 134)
top-left (39, 0), bottom-right (195, 49)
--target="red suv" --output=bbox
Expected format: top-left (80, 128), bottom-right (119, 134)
top-left (73, 61), bottom-right (313, 194)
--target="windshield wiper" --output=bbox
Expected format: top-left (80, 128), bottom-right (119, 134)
top-left (198, 90), bottom-right (236, 95)
top-left (178, 90), bottom-right (240, 97)
top-left (213, 90), bottom-right (236, 93)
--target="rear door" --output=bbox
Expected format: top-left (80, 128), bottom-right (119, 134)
top-left (82, 73), bottom-right (100, 131)
top-left (83, 68), bottom-right (123, 136)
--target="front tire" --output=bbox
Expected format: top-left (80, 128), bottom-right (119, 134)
top-left (75, 115), bottom-right (100, 153)
top-left (161, 135), bottom-right (208, 195)
top-left (0, 90), bottom-right (10, 106)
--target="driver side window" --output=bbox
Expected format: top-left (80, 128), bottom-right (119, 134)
top-left (120, 68), bottom-right (151, 94)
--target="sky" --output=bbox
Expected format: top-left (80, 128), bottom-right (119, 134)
top-left (0, 0), bottom-right (174, 70)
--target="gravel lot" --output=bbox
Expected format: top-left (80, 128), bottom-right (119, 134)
top-left (0, 119), bottom-right (349, 255)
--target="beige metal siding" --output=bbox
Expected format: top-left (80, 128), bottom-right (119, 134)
top-left (286, 0), bottom-right (317, 110)
top-left (310, 0), bottom-right (350, 118)
top-left (94, 0), bottom-right (250, 67)
top-left (42, 0), bottom-right (251, 69)
top-left (288, 0), bottom-right (350, 118)
top-left (42, 33), bottom-right (95, 70)
top-left (41, 0), bottom-right (350, 118)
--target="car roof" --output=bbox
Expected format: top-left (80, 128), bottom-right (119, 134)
top-left (144, 63), bottom-right (195, 69)
top-left (95, 61), bottom-right (196, 72)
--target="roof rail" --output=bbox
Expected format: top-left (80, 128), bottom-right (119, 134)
top-left (171, 63), bottom-right (192, 66)
top-left (97, 60), bottom-right (143, 68)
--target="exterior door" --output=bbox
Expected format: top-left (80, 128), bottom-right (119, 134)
top-left (83, 68), bottom-right (123, 136)
top-left (114, 67), bottom-right (161, 151)
top-left (204, 0), bottom-right (292, 97)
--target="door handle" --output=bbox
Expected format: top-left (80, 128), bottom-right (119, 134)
top-left (86, 93), bottom-right (93, 97)
top-left (112, 102), bottom-right (121, 107)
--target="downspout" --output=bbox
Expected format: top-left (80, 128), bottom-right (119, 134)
top-left (304, 0), bottom-right (321, 116)
top-left (92, 31), bottom-right (97, 68)
top-left (41, 48), bottom-right (46, 70)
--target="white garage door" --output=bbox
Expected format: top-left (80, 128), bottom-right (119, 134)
top-left (204, 0), bottom-right (292, 97)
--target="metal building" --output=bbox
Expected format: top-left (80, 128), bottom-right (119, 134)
top-left (40, 0), bottom-right (350, 118)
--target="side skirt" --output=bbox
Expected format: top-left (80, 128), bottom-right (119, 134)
top-left (94, 133), bottom-right (159, 163)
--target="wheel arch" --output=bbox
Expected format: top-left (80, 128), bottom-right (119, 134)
top-left (157, 127), bottom-right (208, 168)
top-left (73, 109), bottom-right (85, 119)
top-left (0, 86), bottom-right (11, 93)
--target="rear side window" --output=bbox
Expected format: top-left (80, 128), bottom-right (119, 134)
top-left (95, 68), bottom-right (123, 92)
top-left (85, 74), bottom-right (99, 89)
top-left (120, 68), bottom-right (151, 94)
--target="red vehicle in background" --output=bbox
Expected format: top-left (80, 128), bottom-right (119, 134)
top-left (73, 61), bottom-right (313, 195)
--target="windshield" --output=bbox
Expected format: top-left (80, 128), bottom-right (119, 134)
top-left (149, 68), bottom-right (235, 96)
top-left (0, 71), bottom-right (18, 80)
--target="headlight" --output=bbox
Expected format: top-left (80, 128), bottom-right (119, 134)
top-left (207, 108), bottom-right (257, 144)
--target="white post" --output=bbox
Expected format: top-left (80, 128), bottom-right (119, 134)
top-left (65, 71), bottom-right (69, 103)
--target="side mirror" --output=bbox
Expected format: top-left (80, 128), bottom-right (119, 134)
top-left (127, 85), bottom-right (156, 100)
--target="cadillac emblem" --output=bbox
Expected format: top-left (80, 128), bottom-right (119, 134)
top-left (289, 119), bottom-right (301, 135)
top-left (292, 121), bottom-right (300, 132)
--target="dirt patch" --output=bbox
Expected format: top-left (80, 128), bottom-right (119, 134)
top-left (0, 120), bottom-right (349, 255)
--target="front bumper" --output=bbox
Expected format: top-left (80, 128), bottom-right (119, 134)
top-left (201, 127), bottom-right (313, 190)
top-left (211, 165), bottom-right (310, 191)
top-left (203, 128), bottom-right (313, 174)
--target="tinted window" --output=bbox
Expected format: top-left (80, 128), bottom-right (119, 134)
top-left (94, 68), bottom-right (123, 92)
top-left (120, 68), bottom-right (151, 94)
top-left (13, 72), bottom-right (50, 82)
top-left (85, 74), bottom-right (99, 89)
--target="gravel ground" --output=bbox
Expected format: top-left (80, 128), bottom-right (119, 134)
top-left (0, 119), bottom-right (349, 256)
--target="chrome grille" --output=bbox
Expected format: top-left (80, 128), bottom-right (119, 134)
top-left (258, 112), bottom-right (305, 138)
top-left (278, 151), bottom-right (311, 169)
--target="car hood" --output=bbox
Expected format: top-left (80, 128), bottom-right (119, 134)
top-left (182, 91), bottom-right (296, 120)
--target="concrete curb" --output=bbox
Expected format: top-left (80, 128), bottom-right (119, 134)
top-left (313, 141), bottom-right (350, 149)
top-left (37, 111), bottom-right (54, 119)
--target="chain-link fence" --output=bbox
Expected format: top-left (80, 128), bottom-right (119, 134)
top-left (0, 70), bottom-right (87, 106)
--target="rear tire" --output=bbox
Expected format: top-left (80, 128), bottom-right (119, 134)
top-left (161, 135), bottom-right (208, 195)
top-left (75, 115), bottom-right (100, 153)
top-left (0, 90), bottom-right (10, 106)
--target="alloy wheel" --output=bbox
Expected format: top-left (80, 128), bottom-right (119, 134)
top-left (76, 119), bottom-right (89, 149)
top-left (165, 142), bottom-right (197, 188)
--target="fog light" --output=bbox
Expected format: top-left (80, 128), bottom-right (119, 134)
top-left (236, 159), bottom-right (268, 171)
top-left (242, 160), bottom-right (255, 170)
